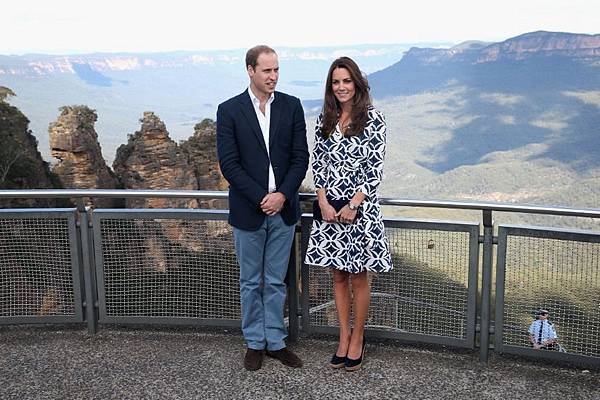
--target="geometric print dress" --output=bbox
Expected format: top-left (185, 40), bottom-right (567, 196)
top-left (304, 106), bottom-right (393, 273)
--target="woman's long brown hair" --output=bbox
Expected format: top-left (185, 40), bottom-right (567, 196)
top-left (320, 57), bottom-right (372, 139)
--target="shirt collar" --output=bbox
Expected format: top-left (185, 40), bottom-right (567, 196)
top-left (248, 86), bottom-right (275, 107)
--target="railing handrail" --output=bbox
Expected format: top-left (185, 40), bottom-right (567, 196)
top-left (0, 189), bottom-right (598, 219)
top-left (378, 198), bottom-right (600, 219)
top-left (0, 189), bottom-right (229, 199)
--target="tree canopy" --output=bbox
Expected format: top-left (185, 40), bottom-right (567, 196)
top-left (0, 86), bottom-right (16, 102)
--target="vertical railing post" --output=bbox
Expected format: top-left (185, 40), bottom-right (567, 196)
top-left (287, 228), bottom-right (299, 342)
top-left (300, 217), bottom-right (311, 334)
top-left (479, 209), bottom-right (493, 362)
top-left (77, 199), bottom-right (98, 334)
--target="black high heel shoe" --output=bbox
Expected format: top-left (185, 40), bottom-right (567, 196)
top-left (329, 353), bottom-right (346, 369)
top-left (344, 337), bottom-right (366, 372)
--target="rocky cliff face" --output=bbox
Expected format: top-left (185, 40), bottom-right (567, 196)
top-left (401, 31), bottom-right (600, 66)
top-left (113, 112), bottom-right (204, 268)
top-left (180, 119), bottom-right (228, 209)
top-left (370, 31), bottom-right (600, 97)
top-left (0, 87), bottom-right (57, 208)
top-left (478, 31), bottom-right (600, 62)
top-left (113, 111), bottom-right (198, 209)
top-left (49, 106), bottom-right (120, 208)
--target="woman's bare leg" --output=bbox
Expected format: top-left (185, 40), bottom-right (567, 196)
top-left (348, 271), bottom-right (370, 359)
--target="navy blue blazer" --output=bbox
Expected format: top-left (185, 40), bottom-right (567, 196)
top-left (216, 90), bottom-right (309, 231)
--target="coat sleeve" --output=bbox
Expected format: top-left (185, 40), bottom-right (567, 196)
top-left (311, 114), bottom-right (328, 190)
top-left (216, 103), bottom-right (267, 206)
top-left (357, 109), bottom-right (387, 200)
top-left (276, 97), bottom-right (309, 201)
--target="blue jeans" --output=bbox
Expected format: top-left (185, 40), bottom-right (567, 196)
top-left (233, 214), bottom-right (295, 351)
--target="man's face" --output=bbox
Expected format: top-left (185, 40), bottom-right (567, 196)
top-left (248, 52), bottom-right (279, 98)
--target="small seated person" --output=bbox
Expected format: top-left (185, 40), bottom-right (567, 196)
top-left (528, 309), bottom-right (558, 350)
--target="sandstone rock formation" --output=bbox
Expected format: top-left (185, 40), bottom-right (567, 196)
top-left (0, 87), bottom-right (57, 208)
top-left (113, 111), bottom-right (198, 209)
top-left (113, 112), bottom-right (201, 265)
top-left (391, 31), bottom-right (600, 68)
top-left (49, 105), bottom-right (120, 208)
top-left (180, 118), bottom-right (228, 209)
top-left (478, 31), bottom-right (600, 62)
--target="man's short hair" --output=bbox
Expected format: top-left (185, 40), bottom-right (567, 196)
top-left (246, 45), bottom-right (276, 69)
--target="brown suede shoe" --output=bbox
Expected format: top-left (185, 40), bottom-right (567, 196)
top-left (244, 348), bottom-right (264, 371)
top-left (266, 347), bottom-right (303, 368)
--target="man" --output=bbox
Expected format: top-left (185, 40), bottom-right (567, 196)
top-left (216, 45), bottom-right (309, 371)
top-left (528, 309), bottom-right (559, 350)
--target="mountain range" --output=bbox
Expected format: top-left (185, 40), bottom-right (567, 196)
top-left (0, 43), bottom-right (424, 162)
top-left (0, 31), bottom-right (598, 224)
top-left (363, 31), bottom-right (599, 224)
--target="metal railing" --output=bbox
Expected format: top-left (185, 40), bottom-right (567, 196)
top-left (0, 209), bottom-right (84, 324)
top-left (495, 225), bottom-right (600, 364)
top-left (0, 189), bottom-right (599, 367)
top-left (300, 217), bottom-right (480, 349)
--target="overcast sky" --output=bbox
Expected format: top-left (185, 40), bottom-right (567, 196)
top-left (1, 0), bottom-right (598, 54)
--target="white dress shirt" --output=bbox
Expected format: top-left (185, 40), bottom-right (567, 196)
top-left (248, 87), bottom-right (276, 193)
top-left (528, 319), bottom-right (558, 344)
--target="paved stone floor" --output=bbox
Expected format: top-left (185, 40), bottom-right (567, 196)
top-left (0, 326), bottom-right (598, 400)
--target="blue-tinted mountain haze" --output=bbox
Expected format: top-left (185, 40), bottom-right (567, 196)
top-left (1, 33), bottom-right (598, 215)
top-left (0, 44), bottom-right (417, 162)
top-left (365, 32), bottom-right (599, 215)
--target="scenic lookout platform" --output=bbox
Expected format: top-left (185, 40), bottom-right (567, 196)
top-left (0, 190), bottom-right (599, 399)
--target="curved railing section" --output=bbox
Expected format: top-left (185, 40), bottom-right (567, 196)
top-left (0, 189), bottom-right (598, 367)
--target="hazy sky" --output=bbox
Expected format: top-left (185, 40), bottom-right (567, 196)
top-left (1, 0), bottom-right (598, 54)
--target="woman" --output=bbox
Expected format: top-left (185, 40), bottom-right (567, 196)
top-left (305, 57), bottom-right (393, 371)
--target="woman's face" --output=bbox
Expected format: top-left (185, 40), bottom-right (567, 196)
top-left (331, 67), bottom-right (355, 106)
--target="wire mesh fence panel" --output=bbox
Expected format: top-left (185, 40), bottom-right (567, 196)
top-left (500, 228), bottom-right (600, 358)
top-left (306, 266), bottom-right (337, 328)
top-left (0, 216), bottom-right (77, 318)
top-left (97, 216), bottom-right (240, 321)
top-left (306, 222), bottom-right (474, 341)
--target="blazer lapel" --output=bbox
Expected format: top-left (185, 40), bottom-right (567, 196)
top-left (239, 91), bottom-right (268, 155)
top-left (269, 94), bottom-right (281, 151)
